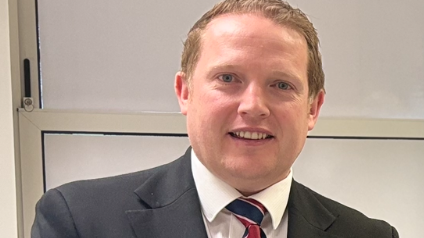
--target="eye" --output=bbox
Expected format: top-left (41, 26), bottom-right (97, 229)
top-left (219, 74), bottom-right (234, 83)
top-left (277, 82), bottom-right (291, 90)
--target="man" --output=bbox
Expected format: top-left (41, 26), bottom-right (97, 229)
top-left (32, 0), bottom-right (398, 237)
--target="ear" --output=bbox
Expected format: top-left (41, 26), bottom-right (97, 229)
top-left (174, 71), bottom-right (190, 115)
top-left (307, 90), bottom-right (325, 131)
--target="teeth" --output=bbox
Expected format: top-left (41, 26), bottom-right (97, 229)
top-left (233, 131), bottom-right (270, 140)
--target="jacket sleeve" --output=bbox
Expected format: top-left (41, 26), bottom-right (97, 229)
top-left (31, 188), bottom-right (79, 238)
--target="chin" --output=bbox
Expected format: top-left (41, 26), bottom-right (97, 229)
top-left (226, 162), bottom-right (273, 180)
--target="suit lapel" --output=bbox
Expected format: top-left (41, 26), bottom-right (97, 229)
top-left (287, 180), bottom-right (341, 238)
top-left (126, 148), bottom-right (208, 238)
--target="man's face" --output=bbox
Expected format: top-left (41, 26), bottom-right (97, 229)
top-left (175, 14), bottom-right (324, 195)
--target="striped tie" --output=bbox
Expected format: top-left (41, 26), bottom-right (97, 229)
top-left (226, 198), bottom-right (267, 238)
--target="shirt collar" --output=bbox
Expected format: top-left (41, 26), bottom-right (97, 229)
top-left (191, 150), bottom-right (292, 230)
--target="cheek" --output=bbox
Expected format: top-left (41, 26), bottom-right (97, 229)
top-left (288, 98), bottom-right (310, 118)
top-left (275, 101), bottom-right (306, 119)
top-left (187, 96), bottom-right (222, 130)
top-left (199, 89), bottom-right (236, 113)
top-left (273, 102), bottom-right (310, 138)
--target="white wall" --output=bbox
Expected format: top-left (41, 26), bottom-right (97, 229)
top-left (0, 0), bottom-right (18, 236)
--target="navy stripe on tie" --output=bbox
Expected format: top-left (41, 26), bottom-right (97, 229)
top-left (226, 198), bottom-right (265, 225)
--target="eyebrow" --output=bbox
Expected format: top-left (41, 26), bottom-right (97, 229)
top-left (204, 64), bottom-right (238, 78)
top-left (208, 64), bottom-right (238, 72)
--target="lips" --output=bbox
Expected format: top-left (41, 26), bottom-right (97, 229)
top-left (229, 131), bottom-right (273, 140)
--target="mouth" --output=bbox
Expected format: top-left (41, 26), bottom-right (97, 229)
top-left (229, 131), bottom-right (274, 140)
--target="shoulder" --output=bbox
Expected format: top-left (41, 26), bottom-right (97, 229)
top-left (51, 158), bottom-right (177, 204)
top-left (32, 156), bottom-right (186, 237)
top-left (40, 147), bottom-right (192, 209)
top-left (291, 180), bottom-right (398, 238)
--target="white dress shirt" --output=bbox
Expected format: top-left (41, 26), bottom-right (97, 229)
top-left (191, 150), bottom-right (292, 238)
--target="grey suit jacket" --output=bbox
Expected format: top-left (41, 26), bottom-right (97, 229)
top-left (32, 148), bottom-right (399, 238)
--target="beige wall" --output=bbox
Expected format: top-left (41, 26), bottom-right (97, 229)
top-left (0, 0), bottom-right (18, 236)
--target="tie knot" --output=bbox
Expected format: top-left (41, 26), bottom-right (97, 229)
top-left (226, 198), bottom-right (267, 227)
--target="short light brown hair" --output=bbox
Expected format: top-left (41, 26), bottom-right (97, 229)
top-left (180, 0), bottom-right (325, 98)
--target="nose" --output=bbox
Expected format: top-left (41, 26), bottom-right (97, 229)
top-left (237, 84), bottom-right (270, 120)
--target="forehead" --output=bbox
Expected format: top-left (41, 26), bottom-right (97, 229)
top-left (202, 13), bottom-right (306, 50)
top-left (195, 13), bottom-right (308, 78)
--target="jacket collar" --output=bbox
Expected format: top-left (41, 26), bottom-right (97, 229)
top-left (126, 148), bottom-right (208, 238)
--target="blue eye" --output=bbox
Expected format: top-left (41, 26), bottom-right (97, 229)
top-left (219, 74), bottom-right (234, 82)
top-left (277, 82), bottom-right (290, 90)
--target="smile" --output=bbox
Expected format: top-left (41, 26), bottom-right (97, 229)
top-left (229, 131), bottom-right (273, 140)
